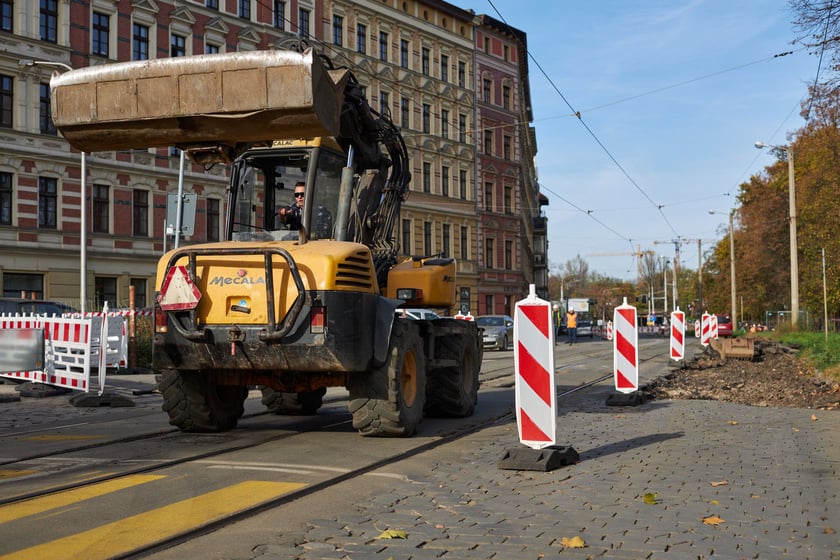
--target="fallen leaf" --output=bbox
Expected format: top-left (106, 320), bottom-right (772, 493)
top-left (728, 420), bottom-right (738, 425)
top-left (702, 515), bottom-right (725, 525)
top-left (435, 524), bottom-right (445, 529)
top-left (824, 527), bottom-right (836, 534)
top-left (710, 499), bottom-right (719, 505)
top-left (710, 480), bottom-right (728, 487)
top-left (643, 492), bottom-right (661, 505)
top-left (559, 536), bottom-right (586, 548)
top-left (792, 427), bottom-right (800, 432)
top-left (811, 414), bottom-right (818, 421)
top-left (376, 529), bottom-right (408, 540)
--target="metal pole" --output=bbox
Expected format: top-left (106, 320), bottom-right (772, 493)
top-left (663, 259), bottom-right (668, 313)
top-left (729, 210), bottom-right (737, 331)
top-left (80, 152), bottom-right (87, 313)
top-left (822, 248), bottom-right (828, 340)
top-left (697, 239), bottom-right (703, 317)
top-left (787, 148), bottom-right (799, 329)
top-left (174, 150), bottom-right (185, 249)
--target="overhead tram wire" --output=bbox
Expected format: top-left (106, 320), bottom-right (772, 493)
top-left (486, 0), bottom-right (680, 240)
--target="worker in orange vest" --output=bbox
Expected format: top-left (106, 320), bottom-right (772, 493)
top-left (565, 308), bottom-right (578, 345)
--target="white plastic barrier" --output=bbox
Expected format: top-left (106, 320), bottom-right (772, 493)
top-left (0, 314), bottom-right (94, 391)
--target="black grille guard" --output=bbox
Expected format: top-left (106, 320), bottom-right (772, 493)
top-left (161, 247), bottom-right (307, 343)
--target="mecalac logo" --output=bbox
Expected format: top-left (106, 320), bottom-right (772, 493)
top-left (209, 269), bottom-right (266, 285)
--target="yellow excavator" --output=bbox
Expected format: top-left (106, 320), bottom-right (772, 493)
top-left (51, 45), bottom-right (481, 436)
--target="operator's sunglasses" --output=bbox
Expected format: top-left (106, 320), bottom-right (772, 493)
top-left (294, 192), bottom-right (305, 198)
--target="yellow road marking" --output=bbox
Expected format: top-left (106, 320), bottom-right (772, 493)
top-left (0, 471), bottom-right (34, 480)
top-left (0, 474), bottom-right (165, 524)
top-left (0, 480), bottom-right (305, 560)
top-left (23, 435), bottom-right (103, 441)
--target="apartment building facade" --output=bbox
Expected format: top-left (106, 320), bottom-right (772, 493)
top-left (0, 0), bottom-right (544, 313)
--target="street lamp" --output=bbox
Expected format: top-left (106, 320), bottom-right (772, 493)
top-left (709, 210), bottom-right (737, 330)
top-left (20, 59), bottom-right (86, 312)
top-left (755, 141), bottom-right (798, 328)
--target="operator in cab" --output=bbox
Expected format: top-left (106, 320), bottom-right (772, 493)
top-left (277, 181), bottom-right (305, 230)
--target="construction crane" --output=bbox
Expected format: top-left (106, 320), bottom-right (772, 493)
top-left (586, 245), bottom-right (653, 285)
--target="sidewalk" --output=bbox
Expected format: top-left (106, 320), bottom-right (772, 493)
top-left (254, 377), bottom-right (840, 559)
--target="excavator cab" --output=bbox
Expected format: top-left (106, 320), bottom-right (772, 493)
top-left (230, 139), bottom-right (345, 242)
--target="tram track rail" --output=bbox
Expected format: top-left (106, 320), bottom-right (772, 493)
top-left (0, 337), bottom-right (683, 559)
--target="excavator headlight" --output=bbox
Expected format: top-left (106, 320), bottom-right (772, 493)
top-left (396, 288), bottom-right (422, 301)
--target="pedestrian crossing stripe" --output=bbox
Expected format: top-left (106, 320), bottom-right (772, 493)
top-left (0, 480), bottom-right (305, 560)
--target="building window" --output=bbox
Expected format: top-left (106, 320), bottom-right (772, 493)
top-left (133, 23), bottom-right (149, 60)
top-left (239, 0), bottom-right (250, 19)
top-left (401, 218), bottom-right (411, 255)
top-left (379, 91), bottom-right (388, 115)
top-left (483, 78), bottom-right (492, 102)
top-left (275, 1), bottom-right (285, 29)
top-left (422, 162), bottom-right (431, 193)
top-left (400, 97), bottom-right (410, 129)
top-left (379, 31), bottom-right (388, 61)
top-left (459, 169), bottom-right (467, 199)
top-left (503, 135), bottom-right (511, 160)
top-left (1, 0), bottom-right (13, 32)
top-left (484, 182), bottom-right (493, 211)
top-left (130, 278), bottom-right (147, 309)
top-left (93, 183), bottom-right (109, 233)
top-left (423, 221), bottom-right (432, 255)
top-left (483, 36), bottom-right (490, 53)
top-left (441, 166), bottom-right (449, 197)
top-left (504, 44), bottom-right (510, 61)
top-left (483, 130), bottom-right (493, 155)
top-left (206, 0), bottom-right (219, 8)
top-left (2, 76), bottom-right (15, 127)
top-left (458, 61), bottom-right (466, 88)
top-left (502, 85), bottom-right (511, 110)
top-left (422, 103), bottom-right (430, 134)
top-left (207, 198), bottom-right (220, 241)
top-left (458, 114), bottom-right (466, 143)
top-left (0, 171), bottom-right (11, 225)
top-left (205, 43), bottom-right (219, 54)
top-left (400, 39), bottom-right (409, 68)
top-left (504, 185), bottom-right (512, 214)
top-left (440, 109), bottom-right (449, 139)
top-left (133, 189), bottom-right (148, 237)
top-left (485, 238), bottom-right (494, 268)
top-left (356, 24), bottom-right (366, 54)
top-left (39, 83), bottom-right (55, 135)
top-left (485, 294), bottom-right (493, 315)
top-left (442, 224), bottom-right (450, 257)
top-left (299, 8), bottom-right (309, 38)
top-left (171, 34), bottom-right (186, 57)
top-left (421, 47), bottom-right (429, 75)
top-left (505, 240), bottom-right (513, 270)
top-left (92, 12), bottom-right (110, 57)
top-left (38, 177), bottom-right (57, 229)
top-left (460, 226), bottom-right (468, 260)
top-left (95, 277), bottom-right (117, 309)
top-left (40, 0), bottom-right (57, 43)
top-left (332, 15), bottom-right (342, 45)
top-left (3, 273), bottom-right (44, 299)
top-left (440, 54), bottom-right (448, 82)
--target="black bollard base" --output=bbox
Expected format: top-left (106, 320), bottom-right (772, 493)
top-left (605, 392), bottom-right (647, 406)
top-left (69, 392), bottom-right (135, 408)
top-left (498, 445), bottom-right (580, 472)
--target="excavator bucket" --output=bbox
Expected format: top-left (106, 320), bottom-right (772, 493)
top-left (50, 49), bottom-right (348, 155)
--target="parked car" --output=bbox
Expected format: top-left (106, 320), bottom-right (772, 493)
top-left (395, 308), bottom-right (441, 320)
top-left (716, 314), bottom-right (733, 337)
top-left (576, 319), bottom-right (594, 338)
top-left (0, 297), bottom-right (67, 316)
top-left (477, 315), bottom-right (514, 351)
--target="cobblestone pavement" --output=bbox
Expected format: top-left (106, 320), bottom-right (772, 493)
top-left (257, 386), bottom-right (840, 560)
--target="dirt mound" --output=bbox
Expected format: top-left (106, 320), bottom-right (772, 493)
top-left (642, 339), bottom-right (840, 410)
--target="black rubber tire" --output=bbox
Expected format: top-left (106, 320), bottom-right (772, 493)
top-left (499, 335), bottom-right (508, 351)
top-left (425, 329), bottom-right (479, 418)
top-left (260, 386), bottom-right (326, 415)
top-left (347, 320), bottom-right (426, 437)
top-left (160, 370), bottom-right (247, 432)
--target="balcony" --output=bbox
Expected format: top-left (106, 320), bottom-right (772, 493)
top-left (532, 216), bottom-right (547, 232)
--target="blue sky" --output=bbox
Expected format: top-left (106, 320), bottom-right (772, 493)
top-left (477, 0), bottom-right (815, 280)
